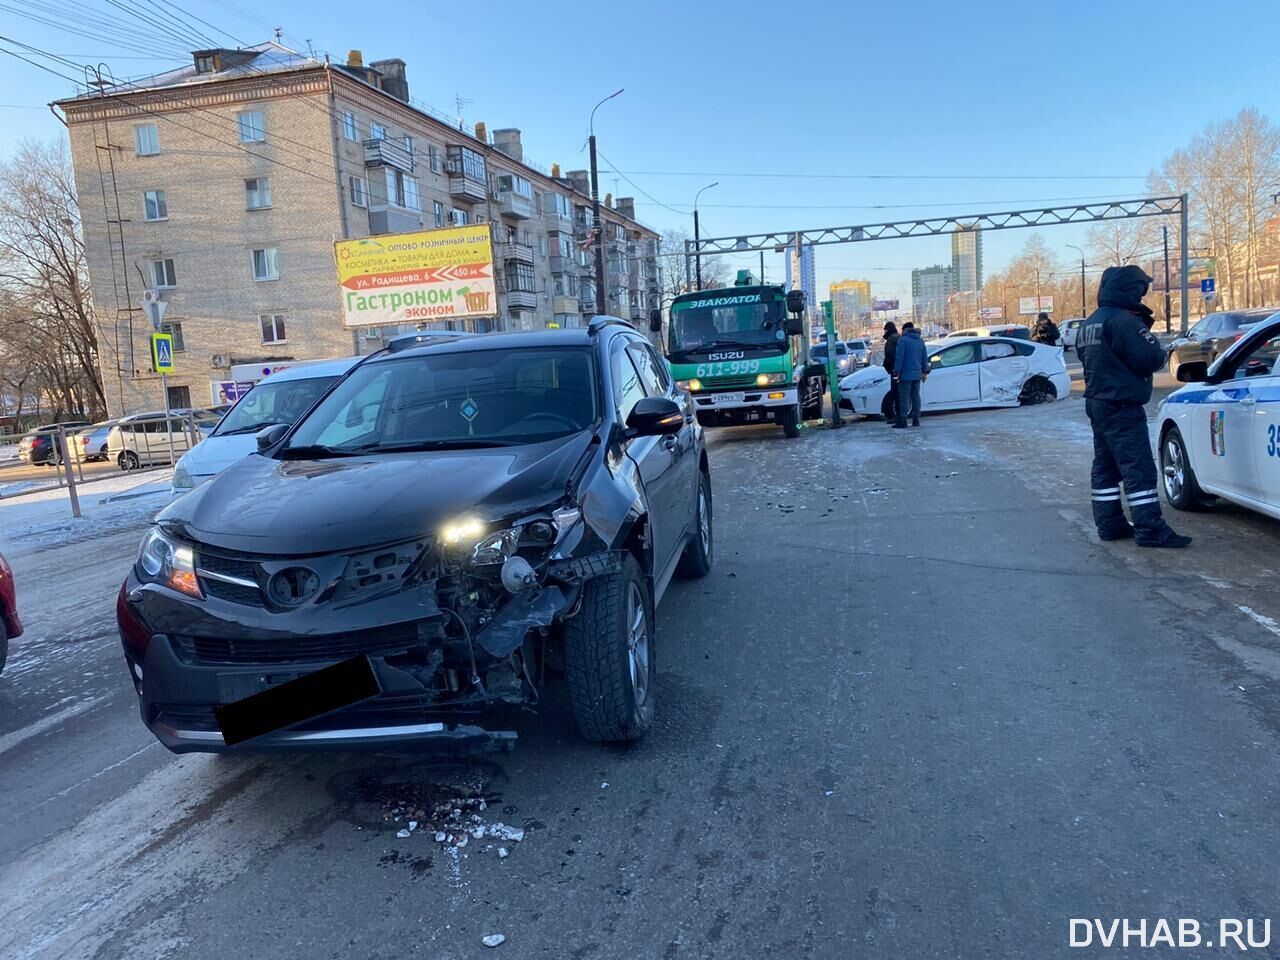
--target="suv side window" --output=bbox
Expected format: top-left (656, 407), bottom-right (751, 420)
top-left (628, 341), bottom-right (670, 396)
top-left (611, 341), bottom-right (647, 422)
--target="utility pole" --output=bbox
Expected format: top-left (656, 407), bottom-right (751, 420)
top-left (1179, 193), bottom-right (1190, 335)
top-left (588, 89), bottom-right (623, 316)
top-left (1066, 244), bottom-right (1086, 320)
top-left (1162, 225), bottom-right (1172, 334)
top-left (693, 181), bottom-right (718, 290)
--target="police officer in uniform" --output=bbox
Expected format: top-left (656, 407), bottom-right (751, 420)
top-left (1077, 264), bottom-right (1191, 547)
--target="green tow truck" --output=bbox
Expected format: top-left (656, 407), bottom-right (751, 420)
top-left (649, 272), bottom-right (828, 438)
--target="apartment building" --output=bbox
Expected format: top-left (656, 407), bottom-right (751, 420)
top-left (829, 279), bottom-right (872, 328)
top-left (56, 44), bottom-right (661, 415)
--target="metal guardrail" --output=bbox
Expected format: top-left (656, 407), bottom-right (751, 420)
top-left (0, 414), bottom-right (204, 518)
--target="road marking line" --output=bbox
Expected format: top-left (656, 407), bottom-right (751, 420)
top-left (1238, 605), bottom-right (1280, 640)
top-left (0, 697), bottom-right (105, 757)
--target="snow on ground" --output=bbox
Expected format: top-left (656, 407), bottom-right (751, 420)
top-left (0, 443), bottom-right (17, 463)
top-left (0, 470), bottom-right (170, 554)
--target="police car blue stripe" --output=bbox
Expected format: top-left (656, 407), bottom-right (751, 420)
top-left (1164, 384), bottom-right (1280, 404)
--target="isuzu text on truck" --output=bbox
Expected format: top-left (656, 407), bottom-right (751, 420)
top-left (650, 274), bottom-right (827, 438)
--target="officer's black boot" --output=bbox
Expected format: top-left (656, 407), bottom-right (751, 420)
top-left (1130, 500), bottom-right (1192, 548)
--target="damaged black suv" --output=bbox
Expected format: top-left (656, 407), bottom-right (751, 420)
top-left (117, 319), bottom-right (712, 752)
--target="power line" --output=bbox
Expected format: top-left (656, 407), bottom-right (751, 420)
top-left (600, 168), bottom-right (1156, 182)
top-left (632, 193), bottom-right (1144, 212)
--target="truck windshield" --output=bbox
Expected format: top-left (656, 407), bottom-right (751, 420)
top-left (669, 296), bottom-right (786, 353)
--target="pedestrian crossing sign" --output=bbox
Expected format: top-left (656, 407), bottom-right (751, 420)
top-left (150, 332), bottom-right (175, 373)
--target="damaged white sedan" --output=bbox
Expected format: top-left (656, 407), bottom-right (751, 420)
top-left (839, 336), bottom-right (1072, 418)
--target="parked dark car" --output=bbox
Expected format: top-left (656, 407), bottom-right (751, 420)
top-left (0, 550), bottom-right (21, 675)
top-left (117, 320), bottom-right (713, 753)
top-left (17, 420), bottom-right (92, 466)
top-left (1166, 308), bottom-right (1278, 378)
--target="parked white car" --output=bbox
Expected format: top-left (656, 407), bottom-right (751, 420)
top-left (171, 356), bottom-right (360, 496)
top-left (1156, 315), bottom-right (1280, 520)
top-left (839, 336), bottom-right (1071, 417)
top-left (845, 339), bottom-right (871, 368)
top-left (945, 324), bottom-right (1031, 340)
top-left (1061, 318), bottom-right (1084, 351)
top-left (107, 411), bottom-right (218, 470)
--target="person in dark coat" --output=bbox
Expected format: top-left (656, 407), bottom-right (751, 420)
top-left (881, 321), bottom-right (900, 424)
top-left (1078, 264), bottom-right (1190, 548)
top-left (891, 322), bottom-right (930, 428)
top-left (1032, 312), bottom-right (1061, 345)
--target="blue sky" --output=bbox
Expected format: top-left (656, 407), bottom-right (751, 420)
top-left (2, 0), bottom-right (1279, 305)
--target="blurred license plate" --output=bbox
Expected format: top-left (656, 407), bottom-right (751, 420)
top-left (709, 392), bottom-right (744, 404)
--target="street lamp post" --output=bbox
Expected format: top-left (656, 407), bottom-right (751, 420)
top-left (1065, 243), bottom-right (1087, 319)
top-left (693, 181), bottom-right (718, 290)
top-left (588, 88), bottom-right (623, 316)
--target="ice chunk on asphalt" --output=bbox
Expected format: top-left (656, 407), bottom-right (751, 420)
top-left (487, 823), bottom-right (525, 842)
top-left (482, 934), bottom-right (505, 948)
top-left (498, 847), bottom-right (509, 859)
top-left (396, 828), bottom-right (411, 839)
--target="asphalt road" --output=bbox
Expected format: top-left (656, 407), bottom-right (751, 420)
top-left (5, 396), bottom-right (1280, 959)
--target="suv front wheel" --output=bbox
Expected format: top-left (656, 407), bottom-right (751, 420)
top-left (564, 552), bottom-right (655, 742)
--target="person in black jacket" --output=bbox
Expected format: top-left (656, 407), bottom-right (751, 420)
top-left (1032, 312), bottom-right (1060, 345)
top-left (881, 321), bottom-right (900, 425)
top-left (1078, 265), bottom-right (1190, 548)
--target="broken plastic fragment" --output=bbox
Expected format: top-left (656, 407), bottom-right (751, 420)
top-left (482, 934), bottom-right (505, 948)
top-left (498, 847), bottom-right (509, 859)
top-left (396, 828), bottom-right (411, 839)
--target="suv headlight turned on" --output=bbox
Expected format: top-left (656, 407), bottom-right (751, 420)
top-left (117, 320), bottom-right (714, 754)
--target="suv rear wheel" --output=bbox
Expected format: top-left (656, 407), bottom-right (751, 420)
top-left (563, 552), bottom-right (655, 742)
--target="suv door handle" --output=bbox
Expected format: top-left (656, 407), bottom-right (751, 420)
top-left (1240, 396), bottom-right (1257, 407)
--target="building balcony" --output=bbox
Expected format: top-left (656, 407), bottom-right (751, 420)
top-left (549, 255), bottom-right (574, 275)
top-left (579, 294), bottom-right (597, 314)
top-left (494, 191), bottom-right (533, 220)
top-left (448, 171), bottom-right (487, 205)
top-left (499, 241), bottom-right (534, 264)
top-left (545, 209), bottom-right (573, 231)
top-left (552, 295), bottom-right (580, 316)
top-left (504, 286), bottom-right (537, 310)
top-left (363, 138), bottom-right (414, 173)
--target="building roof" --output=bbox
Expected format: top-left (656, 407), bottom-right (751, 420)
top-left (54, 42), bottom-right (657, 236)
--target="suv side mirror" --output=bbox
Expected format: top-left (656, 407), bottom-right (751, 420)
top-left (625, 396), bottom-right (683, 438)
top-left (648, 308), bottom-right (663, 333)
top-left (256, 423), bottom-right (289, 451)
top-left (1175, 360), bottom-right (1209, 383)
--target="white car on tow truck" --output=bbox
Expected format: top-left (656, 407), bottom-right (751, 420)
top-left (1157, 313), bottom-right (1280, 519)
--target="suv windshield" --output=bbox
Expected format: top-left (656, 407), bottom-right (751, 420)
top-left (213, 376), bottom-right (340, 437)
top-left (286, 347), bottom-right (598, 454)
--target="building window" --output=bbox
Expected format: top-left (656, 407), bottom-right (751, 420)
top-left (252, 247), bottom-right (279, 281)
top-left (161, 321), bottom-right (184, 352)
top-left (433, 200), bottom-right (444, 227)
top-left (402, 135), bottom-right (413, 155)
top-left (403, 176), bottom-right (420, 212)
top-left (447, 145), bottom-right (485, 181)
top-left (342, 111), bottom-right (357, 140)
top-left (554, 272), bottom-right (579, 297)
top-left (166, 384), bottom-right (191, 409)
top-left (350, 176), bottom-right (367, 208)
top-left (384, 168), bottom-right (404, 207)
top-left (496, 173), bottom-right (533, 199)
top-left (194, 54), bottom-right (216, 74)
top-left (259, 313), bottom-right (286, 344)
top-left (143, 189), bottom-right (167, 221)
top-left (151, 258), bottom-right (176, 288)
top-left (449, 209), bottom-right (468, 226)
top-left (551, 193), bottom-right (572, 218)
top-left (237, 110), bottom-right (265, 143)
top-left (135, 124), bottom-right (159, 156)
top-left (370, 121), bottom-right (387, 141)
top-left (506, 261), bottom-right (536, 293)
top-left (245, 177), bottom-right (271, 210)
top-left (428, 145), bottom-right (442, 173)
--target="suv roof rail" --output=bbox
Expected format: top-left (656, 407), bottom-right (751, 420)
top-left (385, 330), bottom-right (482, 353)
top-left (587, 315), bottom-right (637, 335)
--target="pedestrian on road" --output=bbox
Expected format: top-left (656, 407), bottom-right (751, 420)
top-left (882, 321), bottom-right (900, 425)
top-left (1078, 264), bottom-right (1191, 548)
top-left (892, 322), bottom-right (929, 429)
top-left (1032, 312), bottom-right (1061, 346)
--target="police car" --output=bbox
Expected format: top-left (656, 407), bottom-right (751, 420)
top-left (1156, 313), bottom-right (1280, 519)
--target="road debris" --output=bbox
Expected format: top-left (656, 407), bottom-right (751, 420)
top-left (482, 934), bottom-right (506, 948)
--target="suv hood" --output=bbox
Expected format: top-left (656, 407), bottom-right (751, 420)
top-left (159, 432), bottom-right (594, 555)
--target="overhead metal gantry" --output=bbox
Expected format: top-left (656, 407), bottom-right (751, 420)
top-left (688, 194), bottom-right (1191, 332)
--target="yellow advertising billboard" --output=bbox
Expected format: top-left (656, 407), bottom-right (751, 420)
top-left (334, 225), bottom-right (496, 327)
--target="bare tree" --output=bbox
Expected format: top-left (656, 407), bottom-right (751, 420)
top-left (0, 140), bottom-right (104, 420)
top-left (657, 228), bottom-right (731, 301)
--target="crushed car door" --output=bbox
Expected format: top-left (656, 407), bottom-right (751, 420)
top-left (977, 340), bottom-right (1030, 405)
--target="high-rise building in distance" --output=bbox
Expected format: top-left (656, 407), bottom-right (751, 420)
top-left (911, 265), bottom-right (955, 324)
top-left (951, 225), bottom-right (983, 293)
top-left (829, 279), bottom-right (872, 329)
top-left (785, 242), bottom-right (818, 317)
